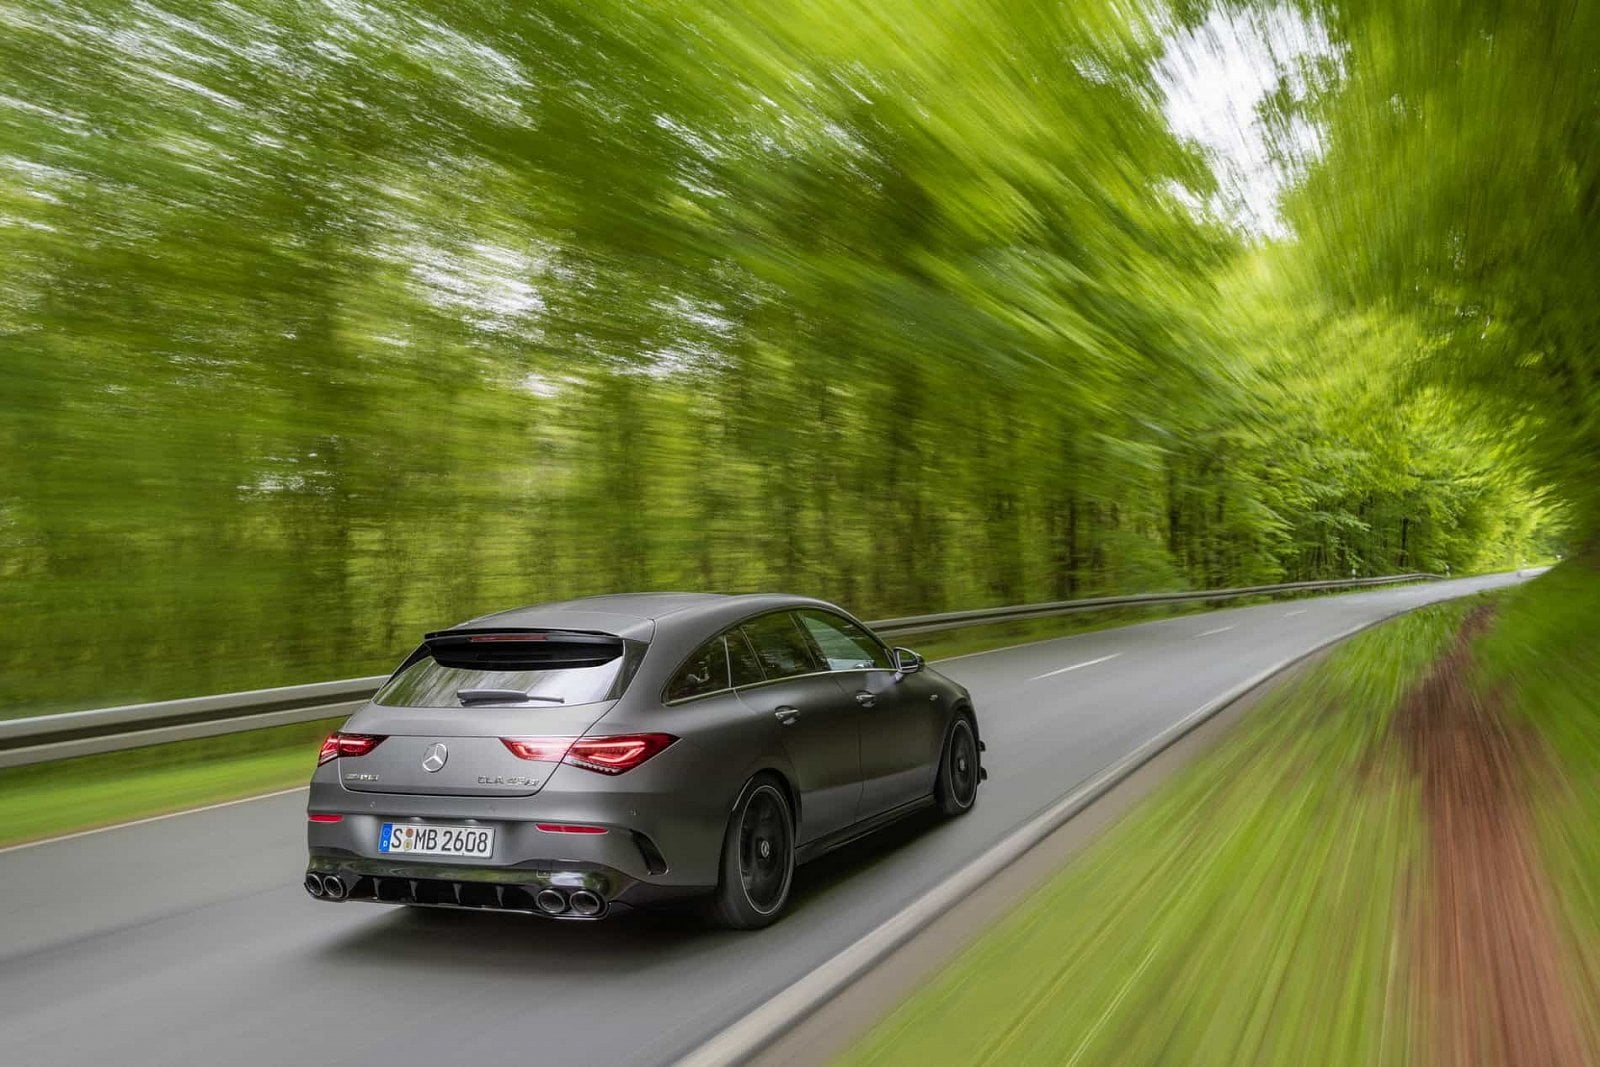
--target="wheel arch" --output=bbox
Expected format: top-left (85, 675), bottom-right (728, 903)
top-left (739, 766), bottom-right (800, 831)
top-left (949, 698), bottom-right (979, 743)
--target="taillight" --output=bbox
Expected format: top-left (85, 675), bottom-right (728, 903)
top-left (317, 732), bottom-right (387, 766)
top-left (501, 733), bottom-right (677, 775)
top-left (500, 737), bottom-right (576, 762)
top-left (567, 734), bottom-right (678, 774)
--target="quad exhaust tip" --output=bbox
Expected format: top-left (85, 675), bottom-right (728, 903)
top-left (568, 890), bottom-right (604, 917)
top-left (307, 872), bottom-right (599, 915)
top-left (304, 871), bottom-right (346, 901)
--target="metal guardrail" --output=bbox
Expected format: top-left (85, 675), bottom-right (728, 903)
top-left (0, 676), bottom-right (393, 770)
top-left (868, 573), bottom-right (1442, 635)
top-left (0, 572), bottom-right (1439, 769)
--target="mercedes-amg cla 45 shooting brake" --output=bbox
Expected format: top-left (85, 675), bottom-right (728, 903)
top-left (305, 593), bottom-right (984, 927)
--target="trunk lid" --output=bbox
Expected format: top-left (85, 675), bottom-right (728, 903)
top-left (336, 702), bottom-right (615, 797)
top-left (335, 629), bottom-right (636, 797)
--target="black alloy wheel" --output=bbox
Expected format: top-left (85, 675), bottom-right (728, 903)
top-left (936, 716), bottom-right (980, 815)
top-left (709, 778), bottom-right (795, 929)
top-left (738, 785), bottom-right (792, 911)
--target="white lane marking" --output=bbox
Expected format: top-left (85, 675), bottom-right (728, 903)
top-left (0, 786), bottom-right (309, 855)
top-left (1195, 625), bottom-right (1236, 637)
top-left (1030, 653), bottom-right (1121, 681)
top-left (1284, 609), bottom-right (1308, 617)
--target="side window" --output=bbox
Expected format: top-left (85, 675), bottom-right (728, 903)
top-left (665, 636), bottom-right (731, 703)
top-left (798, 610), bottom-right (893, 670)
top-left (727, 628), bottom-right (767, 687)
top-left (739, 612), bottom-right (824, 681)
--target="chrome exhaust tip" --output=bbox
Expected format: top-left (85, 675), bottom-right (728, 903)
top-left (304, 872), bottom-right (325, 898)
top-left (534, 888), bottom-right (568, 915)
top-left (568, 890), bottom-right (604, 917)
top-left (321, 875), bottom-right (348, 901)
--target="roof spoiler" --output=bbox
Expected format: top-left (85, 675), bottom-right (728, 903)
top-left (398, 629), bottom-right (626, 673)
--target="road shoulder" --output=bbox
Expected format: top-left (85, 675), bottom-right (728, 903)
top-left (749, 651), bottom-right (1325, 1067)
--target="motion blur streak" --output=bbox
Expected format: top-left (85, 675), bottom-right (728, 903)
top-left (0, 577), bottom-right (1525, 1066)
top-left (0, 0), bottom-right (1568, 720)
top-left (3, 0), bottom-right (1600, 1063)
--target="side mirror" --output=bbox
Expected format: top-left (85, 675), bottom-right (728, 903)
top-left (892, 647), bottom-right (924, 678)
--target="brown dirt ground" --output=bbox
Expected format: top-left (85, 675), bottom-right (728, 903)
top-left (1393, 605), bottom-right (1591, 1067)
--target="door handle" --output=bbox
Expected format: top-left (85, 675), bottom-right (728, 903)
top-left (853, 691), bottom-right (876, 707)
top-left (773, 705), bottom-right (801, 725)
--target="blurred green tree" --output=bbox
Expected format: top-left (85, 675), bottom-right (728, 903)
top-left (0, 0), bottom-right (1554, 712)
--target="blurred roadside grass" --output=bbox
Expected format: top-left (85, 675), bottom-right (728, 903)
top-left (1474, 561), bottom-right (1600, 1048)
top-left (0, 718), bottom-right (341, 848)
top-left (0, 579), bottom-right (1454, 850)
top-left (840, 562), bottom-right (1600, 1066)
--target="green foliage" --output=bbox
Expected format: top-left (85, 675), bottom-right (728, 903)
top-left (0, 0), bottom-right (1555, 712)
top-left (1280, 0), bottom-right (1600, 532)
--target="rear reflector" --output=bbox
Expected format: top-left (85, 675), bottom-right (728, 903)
top-left (501, 733), bottom-right (678, 775)
top-left (308, 813), bottom-right (344, 824)
top-left (535, 823), bottom-right (608, 835)
top-left (317, 732), bottom-right (387, 766)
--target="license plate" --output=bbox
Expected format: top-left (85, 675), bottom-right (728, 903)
top-left (378, 822), bottom-right (495, 858)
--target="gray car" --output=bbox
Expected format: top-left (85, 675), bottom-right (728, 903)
top-left (304, 592), bottom-right (984, 927)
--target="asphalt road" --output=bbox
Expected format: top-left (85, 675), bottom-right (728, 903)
top-left (0, 572), bottom-right (1530, 1067)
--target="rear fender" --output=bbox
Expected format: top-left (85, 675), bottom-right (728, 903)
top-left (732, 755), bottom-right (801, 826)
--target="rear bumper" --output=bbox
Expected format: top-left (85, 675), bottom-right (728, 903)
top-left (305, 765), bottom-right (722, 916)
top-left (307, 746), bottom-right (733, 889)
top-left (307, 805), bottom-right (673, 877)
top-left (303, 854), bottom-right (706, 918)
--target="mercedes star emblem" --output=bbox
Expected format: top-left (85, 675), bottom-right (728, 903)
top-left (421, 742), bottom-right (448, 773)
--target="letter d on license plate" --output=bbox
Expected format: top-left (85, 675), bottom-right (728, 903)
top-left (378, 821), bottom-right (495, 858)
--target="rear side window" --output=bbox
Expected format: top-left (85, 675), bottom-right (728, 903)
top-left (376, 631), bottom-right (638, 708)
top-left (798, 610), bottom-right (893, 670)
top-left (664, 629), bottom-right (771, 702)
top-left (739, 612), bottom-right (823, 681)
top-left (666, 636), bottom-right (732, 703)
top-left (727, 629), bottom-right (766, 686)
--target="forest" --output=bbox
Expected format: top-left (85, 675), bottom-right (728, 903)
top-left (0, 0), bottom-right (1583, 712)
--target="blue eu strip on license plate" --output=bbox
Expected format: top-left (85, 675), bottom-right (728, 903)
top-left (378, 822), bottom-right (394, 852)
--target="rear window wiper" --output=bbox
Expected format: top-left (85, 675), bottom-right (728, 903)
top-left (455, 688), bottom-right (565, 705)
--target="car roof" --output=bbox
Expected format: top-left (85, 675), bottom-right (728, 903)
top-left (437, 592), bottom-right (881, 708)
top-left (455, 592), bottom-right (837, 641)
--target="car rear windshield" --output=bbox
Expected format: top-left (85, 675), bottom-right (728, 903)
top-left (373, 631), bottom-right (643, 708)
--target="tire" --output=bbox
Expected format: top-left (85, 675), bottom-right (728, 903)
top-left (707, 776), bottom-right (796, 929)
top-left (934, 715), bottom-right (980, 816)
